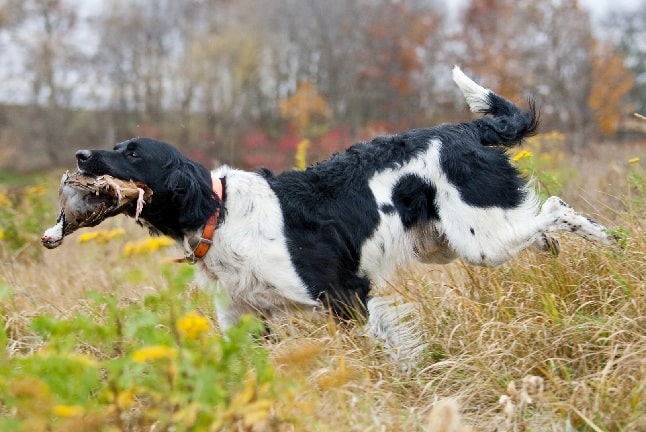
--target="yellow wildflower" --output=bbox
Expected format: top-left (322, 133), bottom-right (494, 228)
top-left (25, 184), bottom-right (47, 196)
top-left (132, 345), bottom-right (178, 363)
top-left (65, 352), bottom-right (98, 367)
top-left (0, 229), bottom-right (4, 241)
top-left (78, 228), bottom-right (126, 244)
top-left (513, 149), bottom-right (533, 162)
top-left (78, 232), bottom-right (98, 243)
top-left (176, 311), bottom-right (210, 340)
top-left (629, 157), bottom-right (639, 164)
top-left (116, 389), bottom-right (136, 409)
top-left (53, 404), bottom-right (84, 417)
top-left (294, 139), bottom-right (310, 170)
top-left (123, 236), bottom-right (174, 256)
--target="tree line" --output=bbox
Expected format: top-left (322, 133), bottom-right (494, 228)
top-left (0, 0), bottom-right (643, 172)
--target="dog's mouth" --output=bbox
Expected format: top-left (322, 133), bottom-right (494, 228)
top-left (77, 165), bottom-right (104, 178)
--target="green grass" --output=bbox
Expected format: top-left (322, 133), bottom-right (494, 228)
top-left (0, 140), bottom-right (644, 431)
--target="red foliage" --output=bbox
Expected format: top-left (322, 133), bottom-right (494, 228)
top-left (277, 135), bottom-right (301, 153)
top-left (311, 126), bottom-right (352, 160)
top-left (239, 130), bottom-right (295, 171)
top-left (242, 132), bottom-right (271, 151)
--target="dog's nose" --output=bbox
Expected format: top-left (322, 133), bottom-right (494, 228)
top-left (76, 149), bottom-right (92, 162)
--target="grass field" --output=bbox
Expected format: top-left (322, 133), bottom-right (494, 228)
top-left (0, 138), bottom-right (644, 431)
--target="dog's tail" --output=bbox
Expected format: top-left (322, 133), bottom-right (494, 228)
top-left (452, 66), bottom-right (538, 147)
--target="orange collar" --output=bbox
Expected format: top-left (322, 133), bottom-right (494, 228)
top-left (177, 176), bottom-right (223, 264)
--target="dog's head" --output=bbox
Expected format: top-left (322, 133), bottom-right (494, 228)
top-left (76, 138), bottom-right (219, 239)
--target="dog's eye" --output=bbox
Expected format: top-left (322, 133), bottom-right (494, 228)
top-left (125, 150), bottom-right (140, 160)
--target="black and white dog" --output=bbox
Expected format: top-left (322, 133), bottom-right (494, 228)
top-left (75, 67), bottom-right (613, 343)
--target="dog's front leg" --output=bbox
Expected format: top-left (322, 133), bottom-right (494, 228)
top-left (212, 290), bottom-right (257, 332)
top-left (214, 298), bottom-right (241, 331)
top-left (194, 271), bottom-right (252, 332)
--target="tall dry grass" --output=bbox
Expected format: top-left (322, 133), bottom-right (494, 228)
top-left (0, 139), bottom-right (644, 430)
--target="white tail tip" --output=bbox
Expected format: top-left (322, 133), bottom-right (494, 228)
top-left (452, 66), bottom-right (492, 113)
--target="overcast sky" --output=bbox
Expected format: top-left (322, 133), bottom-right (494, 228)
top-left (579, 0), bottom-right (643, 21)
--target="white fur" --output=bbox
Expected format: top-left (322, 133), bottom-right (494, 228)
top-left (452, 66), bottom-right (493, 113)
top-left (366, 295), bottom-right (427, 366)
top-left (360, 140), bottom-right (537, 279)
top-left (193, 166), bottom-right (319, 331)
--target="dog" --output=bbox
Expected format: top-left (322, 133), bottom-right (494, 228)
top-left (75, 67), bottom-right (613, 344)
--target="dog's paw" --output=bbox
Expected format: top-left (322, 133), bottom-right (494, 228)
top-left (532, 233), bottom-right (560, 256)
top-left (544, 234), bottom-right (560, 256)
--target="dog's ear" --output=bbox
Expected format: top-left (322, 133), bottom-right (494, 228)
top-left (165, 161), bottom-right (219, 230)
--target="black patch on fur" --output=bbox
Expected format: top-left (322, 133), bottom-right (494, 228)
top-left (436, 125), bottom-right (527, 209)
top-left (266, 171), bottom-right (377, 319)
top-left (476, 95), bottom-right (539, 146)
top-left (392, 174), bottom-right (439, 228)
top-left (380, 204), bottom-right (396, 215)
top-left (434, 92), bottom-right (537, 208)
top-left (266, 130), bottom-right (432, 317)
top-left (266, 111), bottom-right (536, 314)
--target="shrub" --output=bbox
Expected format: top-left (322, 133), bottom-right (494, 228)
top-left (0, 271), bottom-right (284, 431)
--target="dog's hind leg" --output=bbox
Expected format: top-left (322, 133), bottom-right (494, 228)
top-left (536, 196), bottom-right (613, 244)
top-left (491, 196), bottom-right (612, 265)
top-left (440, 195), bottom-right (613, 268)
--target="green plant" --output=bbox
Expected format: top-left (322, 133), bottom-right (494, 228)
top-left (512, 131), bottom-right (576, 200)
top-left (0, 182), bottom-right (55, 254)
top-left (0, 271), bottom-right (287, 431)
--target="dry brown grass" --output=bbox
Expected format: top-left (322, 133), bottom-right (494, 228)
top-left (1, 141), bottom-right (644, 430)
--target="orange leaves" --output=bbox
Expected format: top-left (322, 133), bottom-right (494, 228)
top-left (278, 81), bottom-right (331, 134)
top-left (588, 43), bottom-right (635, 136)
top-left (361, 3), bottom-right (438, 98)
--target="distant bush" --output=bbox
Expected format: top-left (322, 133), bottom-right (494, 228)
top-left (0, 182), bottom-right (53, 254)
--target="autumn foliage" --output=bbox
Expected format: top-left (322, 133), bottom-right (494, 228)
top-left (0, 0), bottom-right (641, 172)
top-left (278, 81), bottom-right (331, 135)
top-left (589, 42), bottom-right (635, 136)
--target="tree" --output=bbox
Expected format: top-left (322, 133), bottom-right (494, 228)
top-left (588, 42), bottom-right (634, 135)
top-left (459, 0), bottom-right (607, 148)
top-left (605, 5), bottom-right (646, 116)
top-left (0, 0), bottom-right (23, 28)
top-left (92, 0), bottom-right (178, 136)
top-left (356, 1), bottom-right (442, 127)
top-left (278, 81), bottom-right (330, 136)
top-left (254, 0), bottom-right (446, 132)
top-left (13, 0), bottom-right (84, 166)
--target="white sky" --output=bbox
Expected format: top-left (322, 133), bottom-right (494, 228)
top-left (579, 0), bottom-right (643, 21)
